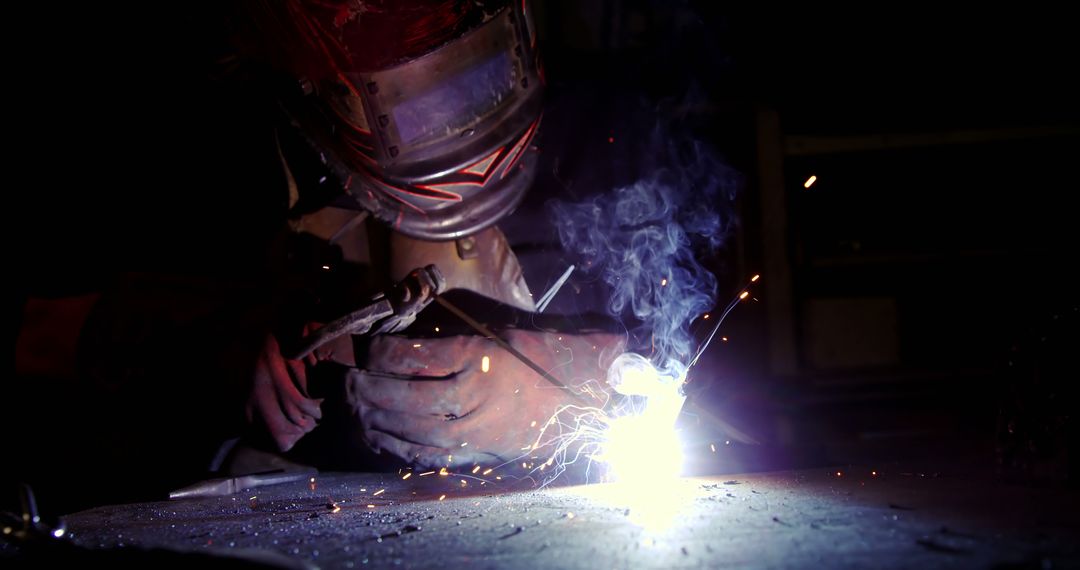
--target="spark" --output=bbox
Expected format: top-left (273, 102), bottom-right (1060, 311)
top-left (461, 442), bottom-right (468, 447)
top-left (661, 278), bottom-right (668, 286)
top-left (688, 275), bottom-right (762, 368)
top-left (600, 395), bottom-right (684, 486)
top-left (435, 326), bottom-right (440, 332)
top-left (582, 384), bottom-right (602, 401)
top-left (438, 495), bottom-right (446, 501)
top-left (481, 356), bottom-right (490, 372)
top-left (367, 504), bottom-right (375, 508)
top-left (472, 465), bottom-right (481, 474)
top-left (413, 343), bottom-right (422, 348)
top-left (511, 276), bottom-right (764, 526)
top-left (321, 265), bottom-right (330, 270)
top-left (836, 471), bottom-right (843, 477)
top-left (402, 472), bottom-right (412, 480)
top-left (872, 471), bottom-right (878, 477)
top-left (565, 512), bottom-right (575, 519)
top-left (373, 489), bottom-right (385, 496)
top-left (331, 503), bottom-right (341, 514)
top-left (483, 468), bottom-right (493, 475)
top-left (519, 353), bottom-right (687, 519)
top-left (722, 337), bottom-right (728, 342)
top-left (439, 467), bottom-right (449, 476)
top-left (804, 175), bottom-right (817, 188)
top-left (52, 528), bottom-right (65, 538)
top-left (419, 471), bottom-right (435, 477)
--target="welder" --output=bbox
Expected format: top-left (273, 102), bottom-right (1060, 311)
top-left (231, 0), bottom-right (624, 470)
top-left (11, 3), bottom-right (633, 511)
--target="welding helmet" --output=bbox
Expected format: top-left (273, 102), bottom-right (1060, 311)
top-left (254, 0), bottom-right (544, 241)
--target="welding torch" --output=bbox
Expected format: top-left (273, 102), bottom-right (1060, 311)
top-left (289, 264), bottom-right (756, 442)
top-left (284, 264), bottom-right (587, 403)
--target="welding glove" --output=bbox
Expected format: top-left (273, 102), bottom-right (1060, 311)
top-left (246, 329), bottom-right (324, 452)
top-left (346, 330), bottom-right (625, 468)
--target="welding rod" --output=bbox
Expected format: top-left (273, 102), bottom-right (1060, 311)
top-left (433, 296), bottom-right (592, 403)
top-left (168, 469), bottom-right (316, 500)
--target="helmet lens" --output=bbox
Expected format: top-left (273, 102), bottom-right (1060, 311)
top-left (393, 51), bottom-right (515, 146)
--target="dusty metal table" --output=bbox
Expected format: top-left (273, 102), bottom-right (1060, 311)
top-left (28, 466), bottom-right (1074, 569)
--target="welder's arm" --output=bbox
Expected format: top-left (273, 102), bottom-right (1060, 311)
top-left (246, 327), bottom-right (324, 452)
top-left (346, 330), bottom-right (625, 468)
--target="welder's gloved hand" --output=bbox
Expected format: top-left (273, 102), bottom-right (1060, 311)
top-left (246, 331), bottom-right (324, 452)
top-left (348, 330), bottom-right (625, 468)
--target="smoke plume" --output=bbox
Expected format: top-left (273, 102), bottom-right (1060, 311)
top-left (550, 113), bottom-right (740, 374)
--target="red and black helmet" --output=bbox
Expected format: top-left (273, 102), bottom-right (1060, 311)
top-left (246, 0), bottom-right (544, 240)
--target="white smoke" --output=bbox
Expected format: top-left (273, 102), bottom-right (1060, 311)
top-left (550, 118), bottom-right (740, 370)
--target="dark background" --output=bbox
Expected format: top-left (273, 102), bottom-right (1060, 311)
top-left (8, 2), bottom-right (1079, 515)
